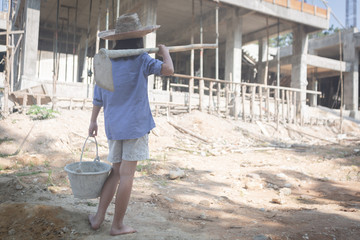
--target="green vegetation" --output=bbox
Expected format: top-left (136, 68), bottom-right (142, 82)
top-left (0, 137), bottom-right (14, 144)
top-left (269, 25), bottom-right (340, 48)
top-left (136, 159), bottom-right (154, 175)
top-left (26, 105), bottom-right (59, 120)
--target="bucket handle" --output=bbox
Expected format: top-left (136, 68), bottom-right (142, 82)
top-left (80, 136), bottom-right (100, 162)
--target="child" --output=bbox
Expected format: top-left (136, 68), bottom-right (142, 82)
top-left (88, 13), bottom-right (174, 235)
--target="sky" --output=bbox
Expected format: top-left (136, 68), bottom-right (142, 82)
top-left (326, 0), bottom-right (359, 29)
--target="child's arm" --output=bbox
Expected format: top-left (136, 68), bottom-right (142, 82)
top-left (158, 44), bottom-right (174, 76)
top-left (89, 105), bottom-right (101, 137)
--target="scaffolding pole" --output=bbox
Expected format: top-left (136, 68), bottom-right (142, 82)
top-left (52, 0), bottom-right (60, 110)
top-left (199, 0), bottom-right (204, 111)
top-left (73, 0), bottom-right (78, 82)
top-left (189, 0), bottom-right (195, 113)
top-left (215, 1), bottom-right (220, 114)
top-left (2, 0), bottom-right (11, 116)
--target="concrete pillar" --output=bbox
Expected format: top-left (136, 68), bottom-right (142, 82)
top-left (225, 8), bottom-right (242, 88)
top-left (291, 25), bottom-right (308, 116)
top-left (20, 0), bottom-right (41, 89)
top-left (343, 31), bottom-right (359, 116)
top-left (77, 34), bottom-right (87, 83)
top-left (140, 0), bottom-right (158, 90)
top-left (257, 38), bottom-right (267, 84)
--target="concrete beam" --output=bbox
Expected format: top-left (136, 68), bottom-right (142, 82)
top-left (219, 0), bottom-right (329, 30)
top-left (307, 55), bottom-right (351, 72)
top-left (163, 7), bottom-right (228, 45)
top-left (243, 21), bottom-right (292, 44)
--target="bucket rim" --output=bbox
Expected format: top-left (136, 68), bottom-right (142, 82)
top-left (64, 161), bottom-right (112, 175)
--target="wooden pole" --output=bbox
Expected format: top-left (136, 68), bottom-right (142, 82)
top-left (189, 0), bottom-right (195, 113)
top-left (102, 44), bottom-right (217, 58)
top-left (116, 0), bottom-right (120, 18)
top-left (3, 0), bottom-right (11, 116)
top-left (251, 86), bottom-right (255, 122)
top-left (281, 89), bottom-right (285, 123)
top-left (259, 86), bottom-right (263, 121)
top-left (96, 0), bottom-right (103, 54)
top-left (73, 0), bottom-right (78, 82)
top-left (225, 83), bottom-right (229, 116)
top-left (215, 1), bottom-right (220, 113)
top-left (264, 16), bottom-right (269, 86)
top-left (52, 0), bottom-right (60, 110)
top-left (266, 87), bottom-right (270, 122)
top-left (199, 0), bottom-right (204, 112)
top-left (105, 0), bottom-right (109, 49)
top-left (234, 89), bottom-right (238, 120)
top-left (339, 30), bottom-right (343, 133)
top-left (286, 90), bottom-right (291, 123)
top-left (242, 85), bottom-right (246, 121)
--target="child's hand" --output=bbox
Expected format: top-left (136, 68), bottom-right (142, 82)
top-left (157, 44), bottom-right (169, 57)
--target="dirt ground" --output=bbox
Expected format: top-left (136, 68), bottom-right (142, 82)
top-left (0, 108), bottom-right (360, 240)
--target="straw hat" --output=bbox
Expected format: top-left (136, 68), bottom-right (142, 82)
top-left (98, 13), bottom-right (160, 40)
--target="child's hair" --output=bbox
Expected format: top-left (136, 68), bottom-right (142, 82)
top-left (113, 38), bottom-right (144, 50)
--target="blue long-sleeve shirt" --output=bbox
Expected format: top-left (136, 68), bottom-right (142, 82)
top-left (93, 52), bottom-right (163, 140)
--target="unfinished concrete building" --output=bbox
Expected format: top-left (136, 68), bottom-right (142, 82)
top-left (0, 0), bottom-right (359, 122)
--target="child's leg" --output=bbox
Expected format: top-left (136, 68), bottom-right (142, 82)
top-left (110, 160), bottom-right (138, 235)
top-left (89, 162), bottom-right (121, 230)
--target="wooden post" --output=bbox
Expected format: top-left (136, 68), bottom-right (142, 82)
top-left (281, 89), bottom-right (285, 123)
top-left (52, 0), bottom-right (60, 110)
top-left (286, 90), bottom-right (290, 123)
top-left (234, 89), bottom-right (238, 120)
top-left (36, 95), bottom-right (41, 105)
top-left (155, 105), bottom-right (159, 117)
top-left (209, 81), bottom-right (213, 112)
top-left (293, 91), bottom-right (297, 125)
top-left (217, 83), bottom-right (221, 113)
top-left (242, 85), bottom-right (246, 121)
top-left (266, 87), bottom-right (270, 122)
top-left (189, 0), bottom-right (195, 113)
top-left (215, 2), bottom-right (220, 114)
top-left (82, 99), bottom-right (86, 110)
top-left (250, 86), bottom-right (255, 122)
top-left (289, 91), bottom-right (293, 123)
top-left (23, 94), bottom-right (28, 110)
top-left (225, 83), bottom-right (229, 117)
top-left (259, 86), bottom-right (263, 121)
top-left (199, 0), bottom-right (204, 112)
top-left (72, 0), bottom-right (78, 83)
top-left (3, 0), bottom-right (11, 117)
top-left (275, 88), bottom-right (279, 130)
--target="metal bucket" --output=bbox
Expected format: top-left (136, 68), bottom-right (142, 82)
top-left (64, 136), bottom-right (111, 199)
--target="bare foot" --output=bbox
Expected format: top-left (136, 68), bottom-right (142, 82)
top-left (110, 225), bottom-right (136, 235)
top-left (88, 214), bottom-right (104, 230)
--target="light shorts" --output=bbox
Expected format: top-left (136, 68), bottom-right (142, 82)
top-left (107, 134), bottom-right (149, 163)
